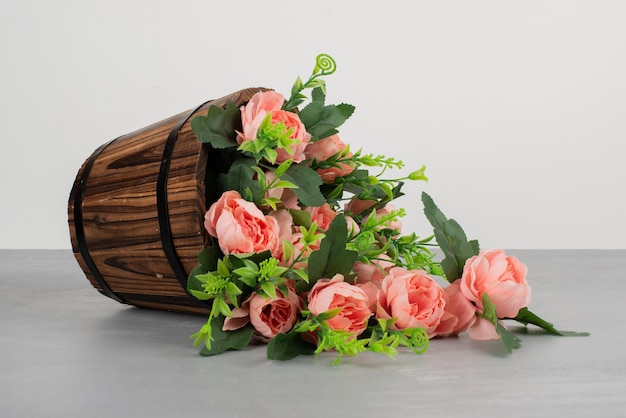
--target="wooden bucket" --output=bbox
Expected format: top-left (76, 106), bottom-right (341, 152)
top-left (68, 87), bottom-right (267, 314)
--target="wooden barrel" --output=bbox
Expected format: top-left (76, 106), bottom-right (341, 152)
top-left (68, 87), bottom-right (268, 314)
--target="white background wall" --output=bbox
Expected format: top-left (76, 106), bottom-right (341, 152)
top-left (1, 0), bottom-right (624, 249)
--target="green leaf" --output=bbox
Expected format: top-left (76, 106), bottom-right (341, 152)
top-left (266, 332), bottom-right (316, 361)
top-left (190, 102), bottom-right (240, 148)
top-left (189, 289), bottom-right (212, 301)
top-left (282, 164), bottom-right (325, 207)
top-left (311, 86), bottom-right (326, 104)
top-left (316, 307), bottom-right (343, 321)
top-left (481, 292), bottom-right (498, 324)
top-left (274, 159), bottom-right (293, 178)
top-left (514, 308), bottom-right (590, 337)
top-left (228, 251), bottom-right (272, 270)
top-left (422, 192), bottom-right (479, 282)
top-left (496, 322), bottom-right (522, 353)
top-left (217, 298), bottom-right (233, 317)
top-left (482, 293), bottom-right (521, 353)
top-left (298, 90), bottom-right (355, 140)
top-left (198, 246), bottom-right (220, 271)
top-left (199, 316), bottom-right (254, 356)
top-left (187, 246), bottom-right (221, 295)
top-left (261, 282), bottom-right (277, 299)
top-left (219, 158), bottom-right (260, 202)
top-left (289, 209), bottom-right (312, 227)
top-left (298, 215), bottom-right (358, 291)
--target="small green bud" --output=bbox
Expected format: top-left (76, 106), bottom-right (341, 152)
top-left (408, 166), bottom-right (428, 181)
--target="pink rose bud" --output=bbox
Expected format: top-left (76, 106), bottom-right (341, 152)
top-left (238, 91), bottom-right (311, 163)
top-left (433, 281), bottom-right (477, 336)
top-left (460, 249), bottom-right (531, 318)
top-left (308, 274), bottom-right (371, 337)
top-left (204, 190), bottom-right (281, 257)
top-left (376, 267), bottom-right (446, 337)
top-left (248, 288), bottom-right (301, 339)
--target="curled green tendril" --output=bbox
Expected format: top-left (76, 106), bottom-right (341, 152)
top-left (407, 328), bottom-right (429, 354)
top-left (315, 53), bottom-right (336, 75)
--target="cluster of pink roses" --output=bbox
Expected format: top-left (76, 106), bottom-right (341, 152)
top-left (200, 90), bottom-right (532, 345)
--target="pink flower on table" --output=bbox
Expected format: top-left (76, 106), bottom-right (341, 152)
top-left (460, 249), bottom-right (531, 319)
top-left (238, 91), bottom-right (311, 163)
top-left (304, 203), bottom-right (337, 231)
top-left (304, 134), bottom-right (355, 183)
top-left (433, 281), bottom-right (477, 337)
top-left (308, 274), bottom-right (372, 337)
top-left (376, 267), bottom-right (446, 337)
top-left (222, 287), bottom-right (301, 340)
top-left (204, 190), bottom-right (281, 256)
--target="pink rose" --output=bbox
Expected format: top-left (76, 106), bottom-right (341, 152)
top-left (222, 287), bottom-right (301, 340)
top-left (238, 91), bottom-right (311, 163)
top-left (354, 256), bottom-right (394, 314)
top-left (249, 288), bottom-right (301, 339)
top-left (204, 190), bottom-right (281, 256)
top-left (433, 281), bottom-right (477, 336)
top-left (376, 267), bottom-right (446, 337)
top-left (460, 249), bottom-right (531, 318)
top-left (305, 203), bottom-right (337, 231)
top-left (356, 282), bottom-right (379, 313)
top-left (267, 209), bottom-right (294, 242)
top-left (308, 274), bottom-right (371, 337)
top-left (304, 134), bottom-right (354, 182)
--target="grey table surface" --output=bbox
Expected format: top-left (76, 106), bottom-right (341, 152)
top-left (0, 249), bottom-right (623, 418)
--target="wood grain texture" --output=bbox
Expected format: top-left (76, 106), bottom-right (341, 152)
top-left (68, 87), bottom-right (270, 314)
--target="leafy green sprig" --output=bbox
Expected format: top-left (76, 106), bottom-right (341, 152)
top-left (283, 53), bottom-right (337, 111)
top-left (282, 222), bottom-right (325, 275)
top-left (368, 318), bottom-right (429, 358)
top-left (189, 258), bottom-right (242, 350)
top-left (346, 208), bottom-right (441, 275)
top-left (238, 114), bottom-right (299, 164)
top-left (387, 232), bottom-right (443, 274)
top-left (269, 312), bottom-right (429, 364)
top-left (252, 159), bottom-right (298, 210)
top-left (232, 257), bottom-right (289, 300)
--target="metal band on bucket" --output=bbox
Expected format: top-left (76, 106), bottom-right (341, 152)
top-left (71, 137), bottom-right (126, 304)
top-left (156, 101), bottom-right (210, 291)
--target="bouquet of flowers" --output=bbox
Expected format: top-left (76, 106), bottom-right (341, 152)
top-left (187, 54), bottom-right (586, 363)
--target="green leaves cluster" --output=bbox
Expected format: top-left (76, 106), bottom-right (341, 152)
top-left (190, 102), bottom-right (240, 149)
top-left (422, 191), bottom-right (479, 282)
top-left (283, 53), bottom-right (337, 111)
top-left (238, 114), bottom-right (299, 164)
top-left (267, 315), bottom-right (429, 364)
top-left (298, 88), bottom-right (355, 141)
